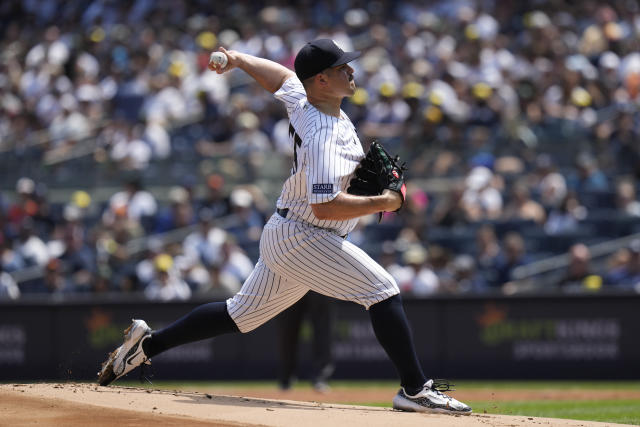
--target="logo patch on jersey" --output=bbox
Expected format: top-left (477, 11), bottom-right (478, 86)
top-left (312, 184), bottom-right (334, 194)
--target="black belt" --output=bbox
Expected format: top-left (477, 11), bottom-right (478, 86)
top-left (277, 207), bottom-right (348, 239)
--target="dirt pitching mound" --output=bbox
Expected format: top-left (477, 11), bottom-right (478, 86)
top-left (0, 383), bottom-right (627, 427)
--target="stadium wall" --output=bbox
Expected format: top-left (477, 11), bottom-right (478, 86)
top-left (0, 294), bottom-right (638, 381)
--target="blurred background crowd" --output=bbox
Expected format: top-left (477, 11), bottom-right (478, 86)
top-left (2, 0), bottom-right (640, 300)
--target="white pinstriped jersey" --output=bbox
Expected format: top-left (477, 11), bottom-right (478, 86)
top-left (226, 76), bottom-right (400, 333)
top-left (274, 77), bottom-right (364, 237)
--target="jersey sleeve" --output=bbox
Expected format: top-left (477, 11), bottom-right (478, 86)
top-left (273, 77), bottom-right (306, 116)
top-left (304, 120), bottom-right (344, 204)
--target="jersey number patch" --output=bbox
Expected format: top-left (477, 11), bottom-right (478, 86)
top-left (289, 123), bottom-right (302, 173)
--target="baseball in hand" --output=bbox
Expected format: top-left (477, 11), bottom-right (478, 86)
top-left (209, 52), bottom-right (228, 69)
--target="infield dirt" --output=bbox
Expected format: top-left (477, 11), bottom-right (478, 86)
top-left (0, 383), bottom-right (633, 427)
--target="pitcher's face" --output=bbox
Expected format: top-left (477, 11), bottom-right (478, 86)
top-left (321, 63), bottom-right (356, 97)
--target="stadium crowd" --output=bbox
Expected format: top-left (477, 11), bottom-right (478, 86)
top-left (2, 0), bottom-right (640, 300)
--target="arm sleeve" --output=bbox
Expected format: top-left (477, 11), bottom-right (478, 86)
top-left (273, 77), bottom-right (306, 116)
top-left (304, 118), bottom-right (344, 204)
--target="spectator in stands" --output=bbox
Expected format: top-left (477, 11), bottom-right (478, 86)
top-left (502, 181), bottom-right (546, 225)
top-left (431, 183), bottom-right (467, 227)
top-left (614, 179), bottom-right (640, 217)
top-left (58, 222), bottom-right (96, 292)
top-left (361, 83), bottom-right (410, 151)
top-left (225, 187), bottom-right (265, 244)
top-left (144, 253), bottom-right (191, 301)
top-left (154, 185), bottom-right (195, 233)
top-left (7, 178), bottom-right (39, 228)
top-left (610, 112), bottom-right (640, 177)
top-left (199, 174), bottom-right (231, 218)
top-left (461, 166), bottom-right (503, 222)
top-left (47, 94), bottom-right (91, 147)
top-left (182, 208), bottom-right (226, 271)
top-left (0, 233), bottom-right (24, 273)
top-left (449, 254), bottom-right (487, 293)
top-left (103, 178), bottom-right (157, 232)
top-left (109, 123), bottom-right (153, 171)
top-left (230, 111), bottom-right (271, 156)
top-left (143, 120), bottom-right (172, 160)
top-left (379, 240), bottom-right (404, 283)
top-left (544, 192), bottom-right (587, 235)
top-left (13, 218), bottom-right (49, 267)
top-left (93, 223), bottom-right (137, 292)
top-left (605, 239), bottom-right (640, 290)
top-left (530, 154), bottom-right (567, 211)
top-left (474, 224), bottom-right (501, 285)
top-left (0, 255), bottom-right (20, 300)
top-left (398, 186), bottom-right (429, 235)
top-left (31, 258), bottom-right (74, 294)
top-left (491, 232), bottom-right (530, 289)
top-left (396, 244), bottom-right (439, 296)
top-left (230, 111), bottom-right (271, 181)
top-left (214, 237), bottom-right (254, 294)
top-left (135, 238), bottom-right (164, 290)
top-left (183, 216), bottom-right (249, 296)
top-left (567, 152), bottom-right (609, 193)
top-left (557, 244), bottom-right (602, 292)
top-left (428, 245), bottom-right (455, 292)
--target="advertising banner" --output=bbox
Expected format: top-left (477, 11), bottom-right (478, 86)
top-left (439, 296), bottom-right (639, 379)
top-left (0, 295), bottom-right (637, 381)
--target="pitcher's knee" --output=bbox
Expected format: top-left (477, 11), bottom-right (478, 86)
top-left (369, 293), bottom-right (403, 311)
top-left (358, 287), bottom-right (400, 310)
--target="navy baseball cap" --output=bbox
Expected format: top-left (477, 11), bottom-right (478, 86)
top-left (294, 39), bottom-right (361, 81)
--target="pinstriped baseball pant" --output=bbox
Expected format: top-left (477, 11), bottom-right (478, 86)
top-left (226, 213), bottom-right (400, 333)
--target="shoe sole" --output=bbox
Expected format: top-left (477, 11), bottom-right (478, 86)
top-left (98, 344), bottom-right (121, 386)
top-left (392, 394), bottom-right (472, 415)
top-left (97, 322), bottom-right (142, 387)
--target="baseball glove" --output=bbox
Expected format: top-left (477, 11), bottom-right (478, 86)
top-left (347, 141), bottom-right (407, 214)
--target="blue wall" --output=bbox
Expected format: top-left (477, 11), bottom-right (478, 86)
top-left (0, 294), bottom-right (638, 381)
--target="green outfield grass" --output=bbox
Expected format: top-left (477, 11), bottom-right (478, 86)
top-left (466, 399), bottom-right (640, 425)
top-left (457, 380), bottom-right (640, 390)
top-left (119, 380), bottom-right (640, 425)
top-left (454, 380), bottom-right (640, 425)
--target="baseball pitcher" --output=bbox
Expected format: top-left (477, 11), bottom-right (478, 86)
top-left (98, 39), bottom-right (471, 415)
